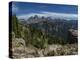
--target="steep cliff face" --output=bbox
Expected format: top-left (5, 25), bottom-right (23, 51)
top-left (68, 29), bottom-right (78, 43)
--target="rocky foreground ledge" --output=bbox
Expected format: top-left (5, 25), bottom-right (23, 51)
top-left (10, 38), bottom-right (78, 59)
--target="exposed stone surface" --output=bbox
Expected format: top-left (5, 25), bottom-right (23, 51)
top-left (11, 37), bottom-right (78, 58)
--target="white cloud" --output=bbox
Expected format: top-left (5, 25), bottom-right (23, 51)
top-left (17, 11), bottom-right (78, 20)
top-left (12, 3), bottom-right (18, 14)
top-left (17, 13), bottom-right (46, 19)
top-left (42, 11), bottom-right (78, 20)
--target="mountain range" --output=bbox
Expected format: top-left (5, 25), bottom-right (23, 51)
top-left (19, 15), bottom-right (78, 43)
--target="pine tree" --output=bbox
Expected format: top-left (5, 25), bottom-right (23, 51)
top-left (12, 15), bottom-right (21, 38)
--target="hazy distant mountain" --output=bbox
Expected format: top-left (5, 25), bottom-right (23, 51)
top-left (19, 15), bottom-right (78, 42)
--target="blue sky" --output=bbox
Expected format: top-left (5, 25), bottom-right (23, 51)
top-left (10, 2), bottom-right (78, 20)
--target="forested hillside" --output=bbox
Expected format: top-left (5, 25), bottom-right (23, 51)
top-left (10, 15), bottom-right (78, 58)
